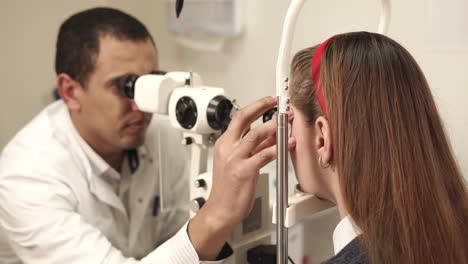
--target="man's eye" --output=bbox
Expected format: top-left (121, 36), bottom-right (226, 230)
top-left (112, 76), bottom-right (126, 88)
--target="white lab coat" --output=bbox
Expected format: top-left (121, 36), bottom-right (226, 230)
top-left (0, 101), bottom-right (226, 264)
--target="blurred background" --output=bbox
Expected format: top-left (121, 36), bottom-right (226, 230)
top-left (1, 0), bottom-right (467, 262)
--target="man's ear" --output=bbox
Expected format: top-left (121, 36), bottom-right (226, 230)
top-left (314, 116), bottom-right (333, 166)
top-left (57, 73), bottom-right (83, 112)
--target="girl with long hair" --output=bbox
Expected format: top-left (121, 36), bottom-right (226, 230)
top-left (289, 31), bottom-right (468, 263)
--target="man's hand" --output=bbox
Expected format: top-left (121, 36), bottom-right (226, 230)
top-left (188, 96), bottom-right (296, 260)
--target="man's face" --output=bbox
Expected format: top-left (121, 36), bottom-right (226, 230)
top-left (75, 35), bottom-right (157, 153)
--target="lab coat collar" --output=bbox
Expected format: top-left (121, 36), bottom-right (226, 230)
top-left (72, 124), bottom-right (119, 182)
top-left (58, 107), bottom-right (127, 218)
top-left (50, 102), bottom-right (150, 221)
top-left (60, 102), bottom-right (149, 181)
top-left (49, 102), bottom-right (160, 248)
top-left (48, 101), bottom-right (94, 184)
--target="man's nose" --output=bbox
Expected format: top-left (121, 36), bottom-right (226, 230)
top-left (130, 99), bottom-right (140, 112)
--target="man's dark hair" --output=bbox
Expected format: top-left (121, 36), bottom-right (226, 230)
top-left (55, 7), bottom-right (154, 86)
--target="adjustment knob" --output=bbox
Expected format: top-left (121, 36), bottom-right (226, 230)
top-left (206, 95), bottom-right (234, 132)
top-left (190, 197), bottom-right (206, 212)
top-left (194, 179), bottom-right (206, 188)
top-left (262, 107), bottom-right (278, 123)
top-left (181, 137), bottom-right (193, 145)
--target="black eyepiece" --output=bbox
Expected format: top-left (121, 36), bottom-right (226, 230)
top-left (207, 96), bottom-right (234, 132)
top-left (117, 74), bottom-right (139, 99)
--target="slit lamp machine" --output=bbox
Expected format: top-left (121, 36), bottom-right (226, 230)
top-left (117, 0), bottom-right (391, 263)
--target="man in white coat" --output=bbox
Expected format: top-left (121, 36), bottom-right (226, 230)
top-left (0, 7), bottom-right (289, 264)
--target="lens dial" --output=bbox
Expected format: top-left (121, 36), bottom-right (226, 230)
top-left (207, 95), bottom-right (234, 131)
top-left (175, 96), bottom-right (198, 129)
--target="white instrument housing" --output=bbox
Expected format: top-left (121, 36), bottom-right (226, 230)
top-left (168, 86), bottom-right (229, 134)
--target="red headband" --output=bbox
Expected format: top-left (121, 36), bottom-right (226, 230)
top-left (312, 36), bottom-right (335, 117)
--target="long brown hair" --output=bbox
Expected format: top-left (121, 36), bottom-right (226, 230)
top-left (290, 32), bottom-right (468, 263)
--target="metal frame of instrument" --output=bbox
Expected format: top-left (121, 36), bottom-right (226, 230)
top-left (274, 1), bottom-right (391, 263)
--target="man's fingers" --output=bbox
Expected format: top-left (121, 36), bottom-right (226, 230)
top-left (247, 136), bottom-right (297, 169)
top-left (226, 96), bottom-right (277, 141)
top-left (247, 145), bottom-right (277, 170)
top-left (251, 134), bottom-right (276, 156)
top-left (235, 119), bottom-right (277, 157)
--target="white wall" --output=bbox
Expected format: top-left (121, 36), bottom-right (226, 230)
top-left (0, 0), bottom-right (105, 148)
top-left (106, 0), bottom-right (182, 71)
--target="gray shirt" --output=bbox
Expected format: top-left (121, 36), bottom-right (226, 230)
top-left (321, 237), bottom-right (368, 264)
